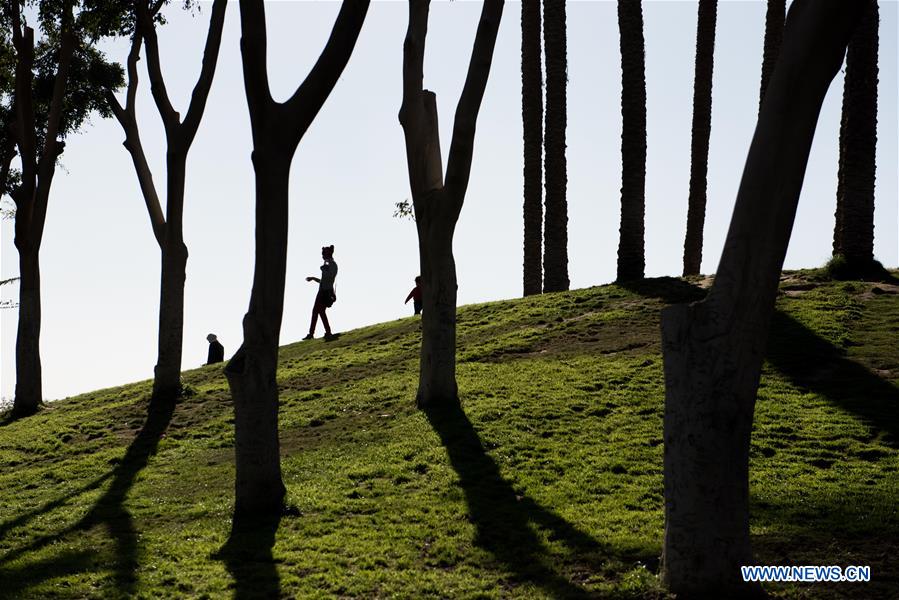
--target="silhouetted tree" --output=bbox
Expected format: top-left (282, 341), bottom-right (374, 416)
top-left (399, 0), bottom-right (504, 408)
top-left (542, 0), bottom-right (567, 292)
top-left (5, 0), bottom-right (124, 417)
top-left (682, 0), bottom-right (717, 277)
top-left (832, 0), bottom-right (879, 273)
top-left (521, 0), bottom-right (542, 296)
top-left (225, 0), bottom-right (369, 516)
top-left (659, 1), bottom-right (864, 595)
top-left (759, 0), bottom-right (785, 110)
top-left (616, 0), bottom-right (646, 282)
top-left (106, 0), bottom-right (226, 404)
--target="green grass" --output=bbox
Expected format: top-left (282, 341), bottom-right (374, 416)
top-left (1, 272), bottom-right (898, 599)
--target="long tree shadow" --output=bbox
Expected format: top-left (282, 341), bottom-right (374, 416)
top-left (215, 513), bottom-right (282, 600)
top-left (424, 402), bottom-right (615, 598)
top-left (766, 310), bottom-right (899, 446)
top-left (0, 398), bottom-right (175, 596)
top-left (619, 277), bottom-right (899, 446)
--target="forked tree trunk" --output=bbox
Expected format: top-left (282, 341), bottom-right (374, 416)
top-left (521, 0), bottom-right (543, 297)
top-left (616, 0), bottom-right (646, 282)
top-left (13, 250), bottom-right (41, 416)
top-left (227, 156), bottom-right (291, 515)
top-left (416, 195), bottom-right (459, 406)
top-left (400, 0), bottom-right (504, 409)
top-left (9, 6), bottom-right (74, 418)
top-left (833, 1), bottom-right (878, 267)
top-left (227, 0), bottom-right (369, 516)
top-left (682, 0), bottom-right (717, 277)
top-left (660, 1), bottom-right (864, 595)
top-left (542, 0), bottom-right (567, 292)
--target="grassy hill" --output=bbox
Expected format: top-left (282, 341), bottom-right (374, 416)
top-left (1, 273), bottom-right (897, 599)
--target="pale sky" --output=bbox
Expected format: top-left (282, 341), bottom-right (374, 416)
top-left (2, 0), bottom-right (897, 402)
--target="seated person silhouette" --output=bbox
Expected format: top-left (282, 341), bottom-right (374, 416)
top-left (206, 333), bottom-right (224, 365)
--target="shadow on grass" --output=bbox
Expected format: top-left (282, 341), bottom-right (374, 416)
top-left (0, 398), bottom-right (175, 595)
top-left (215, 513), bottom-right (282, 600)
top-left (424, 401), bottom-right (610, 599)
top-left (620, 277), bottom-right (899, 446)
top-left (766, 311), bottom-right (899, 447)
top-left (0, 550), bottom-right (97, 600)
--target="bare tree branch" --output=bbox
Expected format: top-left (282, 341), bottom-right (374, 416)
top-left (181, 0), bottom-right (227, 144)
top-left (283, 0), bottom-right (370, 142)
top-left (138, 0), bottom-right (179, 131)
top-left (31, 3), bottom-right (76, 246)
top-left (445, 0), bottom-right (504, 202)
top-left (238, 0), bottom-right (273, 138)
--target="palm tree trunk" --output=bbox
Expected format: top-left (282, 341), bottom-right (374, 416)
top-left (521, 0), bottom-right (543, 297)
top-left (542, 0), bottom-right (568, 292)
top-left (759, 0), bottom-right (786, 111)
top-left (616, 0), bottom-right (646, 282)
top-left (682, 0), bottom-right (717, 277)
top-left (833, 0), bottom-right (878, 269)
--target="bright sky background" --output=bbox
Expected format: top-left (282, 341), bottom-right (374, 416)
top-left (2, 0), bottom-right (897, 402)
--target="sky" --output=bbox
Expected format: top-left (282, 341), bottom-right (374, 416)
top-left (1, 0), bottom-right (897, 402)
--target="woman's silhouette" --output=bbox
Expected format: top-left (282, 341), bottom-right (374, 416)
top-left (303, 245), bottom-right (338, 340)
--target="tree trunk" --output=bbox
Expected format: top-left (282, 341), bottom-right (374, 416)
top-left (225, 156), bottom-right (290, 516)
top-left (152, 152), bottom-right (188, 403)
top-left (616, 0), bottom-right (646, 282)
top-left (400, 0), bottom-right (504, 409)
top-left (521, 0), bottom-right (543, 297)
top-left (13, 249), bottom-right (41, 416)
top-left (759, 0), bottom-right (786, 112)
top-left (833, 1), bottom-right (878, 267)
top-left (660, 1), bottom-right (863, 595)
top-left (416, 195), bottom-right (459, 407)
top-left (682, 0), bottom-right (717, 277)
top-left (542, 0), bottom-right (568, 292)
top-left (152, 238), bottom-right (187, 402)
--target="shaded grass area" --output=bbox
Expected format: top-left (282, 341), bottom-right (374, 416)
top-left (0, 273), bottom-right (897, 598)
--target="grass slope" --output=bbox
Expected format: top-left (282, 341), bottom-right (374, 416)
top-left (1, 274), bottom-right (897, 599)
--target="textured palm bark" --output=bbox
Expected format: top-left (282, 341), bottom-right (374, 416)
top-left (758, 0), bottom-right (785, 111)
top-left (682, 0), bottom-right (717, 277)
top-left (833, 1), bottom-right (878, 265)
top-left (226, 0), bottom-right (369, 516)
top-left (660, 1), bottom-right (863, 595)
top-left (616, 0), bottom-right (646, 282)
top-left (521, 0), bottom-right (543, 297)
top-left (10, 5), bottom-right (74, 417)
top-left (400, 0), bottom-right (504, 409)
top-left (542, 0), bottom-right (567, 292)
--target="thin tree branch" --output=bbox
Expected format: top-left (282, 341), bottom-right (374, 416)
top-left (124, 31), bottom-right (142, 116)
top-left (283, 0), bottom-right (370, 143)
top-left (399, 0), bottom-right (444, 198)
top-left (32, 3), bottom-right (76, 246)
top-left (181, 0), bottom-right (227, 144)
top-left (137, 0), bottom-right (179, 131)
top-left (238, 0), bottom-right (273, 138)
top-left (445, 0), bottom-right (504, 203)
top-left (105, 89), bottom-right (166, 247)
top-left (398, 0), bottom-right (429, 130)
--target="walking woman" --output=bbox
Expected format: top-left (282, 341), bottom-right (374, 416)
top-left (303, 245), bottom-right (338, 340)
